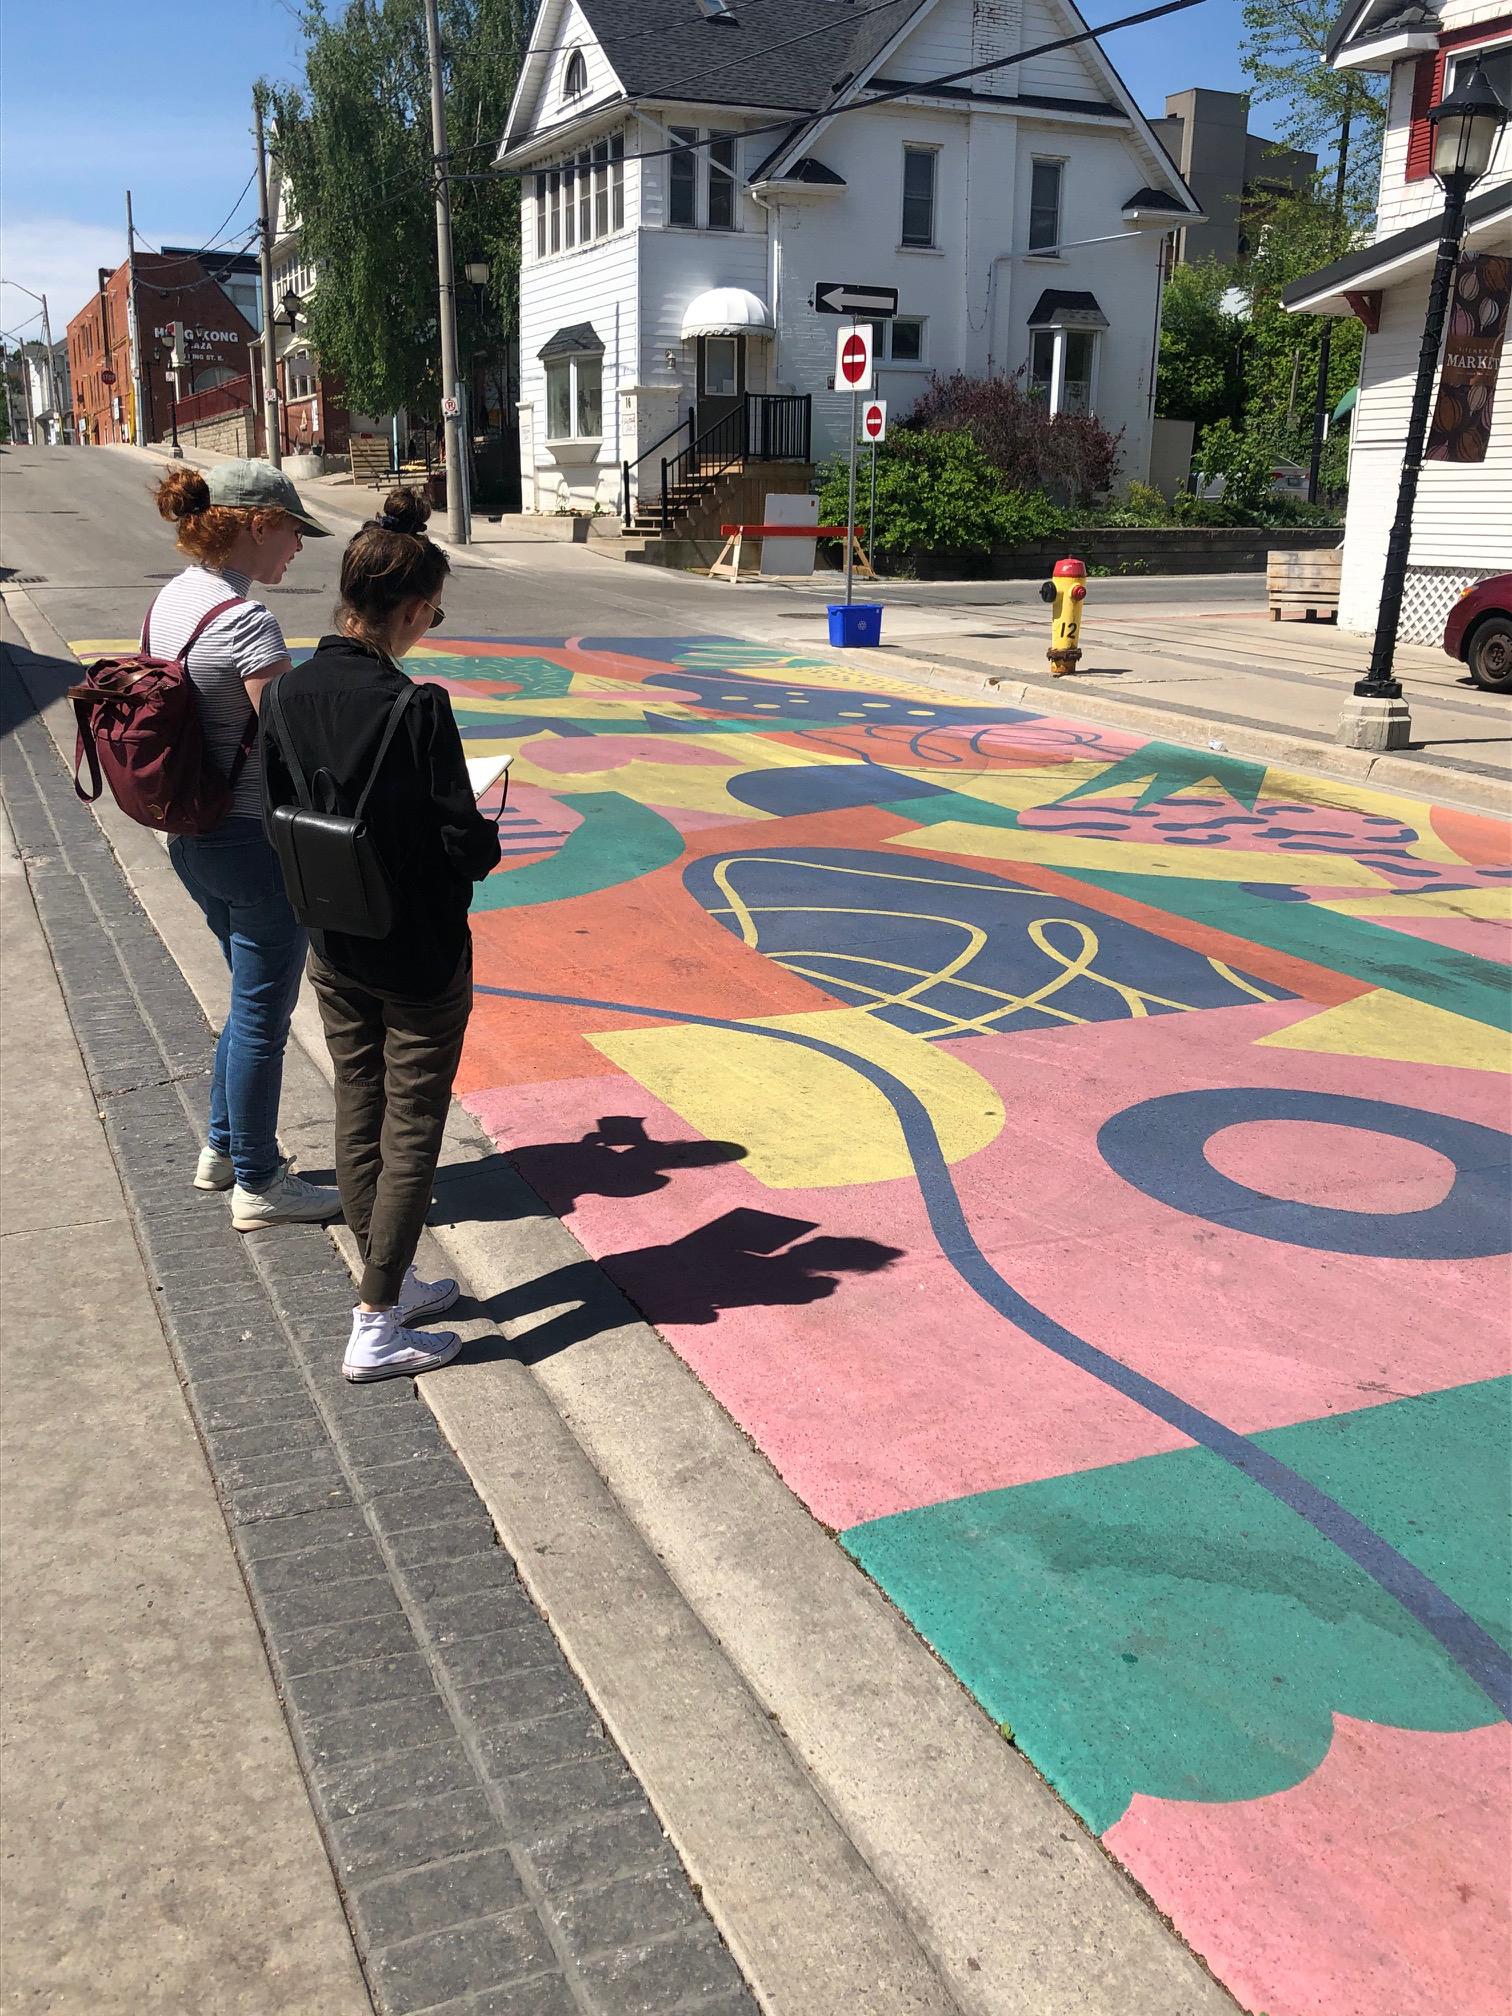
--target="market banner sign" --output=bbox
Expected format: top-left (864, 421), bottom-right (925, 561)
top-left (1426, 252), bottom-right (1510, 465)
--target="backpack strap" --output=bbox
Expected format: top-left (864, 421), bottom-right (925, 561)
top-left (353, 685), bottom-right (420, 821)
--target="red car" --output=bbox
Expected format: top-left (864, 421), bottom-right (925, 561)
top-left (1444, 573), bottom-right (1512, 691)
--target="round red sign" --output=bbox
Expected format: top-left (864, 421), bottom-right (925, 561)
top-left (839, 332), bottom-right (868, 386)
top-left (100, 369), bottom-right (117, 385)
top-left (864, 403), bottom-right (884, 438)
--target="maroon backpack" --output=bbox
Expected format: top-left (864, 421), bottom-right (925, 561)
top-left (69, 596), bottom-right (259, 835)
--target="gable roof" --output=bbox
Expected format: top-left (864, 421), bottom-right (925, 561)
top-left (579, 0), bottom-right (927, 114)
top-left (1324, 0), bottom-right (1439, 64)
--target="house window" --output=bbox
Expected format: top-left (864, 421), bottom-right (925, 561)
top-left (563, 163), bottom-right (576, 248)
top-left (703, 336), bottom-right (739, 396)
top-left (901, 146), bottom-right (937, 247)
top-left (549, 169), bottom-right (561, 251)
top-left (1029, 160), bottom-right (1063, 253)
top-left (544, 352), bottom-right (603, 440)
top-left (563, 49), bottom-right (588, 100)
top-left (578, 149), bottom-right (592, 241)
top-left (536, 173), bottom-right (547, 257)
top-left (1447, 42), bottom-right (1512, 104)
top-left (1029, 326), bottom-right (1097, 414)
top-left (594, 140), bottom-right (610, 237)
top-left (611, 134), bottom-right (625, 229)
top-left (708, 133), bottom-right (737, 230)
top-left (670, 127), bottom-right (698, 225)
top-left (888, 317), bottom-right (925, 362)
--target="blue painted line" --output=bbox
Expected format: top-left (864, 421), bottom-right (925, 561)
top-left (475, 978), bottom-right (1512, 1721)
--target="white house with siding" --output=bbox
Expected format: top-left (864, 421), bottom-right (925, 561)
top-left (497, 0), bottom-right (1202, 519)
top-left (1284, 1), bottom-right (1512, 640)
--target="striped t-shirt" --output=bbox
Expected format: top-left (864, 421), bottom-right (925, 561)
top-left (146, 565), bottom-right (289, 820)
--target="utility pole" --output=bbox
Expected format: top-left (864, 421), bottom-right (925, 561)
top-left (125, 190), bottom-right (147, 445)
top-left (0, 344), bottom-right (16, 444)
top-left (1306, 113), bottom-right (1351, 506)
top-left (38, 294), bottom-right (57, 444)
top-left (255, 87), bottom-right (282, 468)
top-left (424, 0), bottom-right (468, 544)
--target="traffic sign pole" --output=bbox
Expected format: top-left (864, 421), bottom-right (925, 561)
top-left (845, 323), bottom-right (859, 607)
top-left (869, 437), bottom-right (878, 578)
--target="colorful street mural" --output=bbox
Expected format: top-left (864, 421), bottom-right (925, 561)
top-left (422, 633), bottom-right (1511, 2016)
top-left (76, 618), bottom-right (1506, 2015)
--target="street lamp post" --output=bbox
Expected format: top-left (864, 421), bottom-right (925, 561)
top-left (1342, 59), bottom-right (1508, 750)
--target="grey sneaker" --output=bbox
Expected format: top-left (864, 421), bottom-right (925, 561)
top-left (194, 1146), bottom-right (234, 1191)
top-left (343, 1307), bottom-right (462, 1383)
top-left (396, 1266), bottom-right (460, 1325)
top-left (231, 1160), bottom-right (343, 1232)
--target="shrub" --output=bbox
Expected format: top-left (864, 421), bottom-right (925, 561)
top-left (908, 371), bottom-right (1123, 507)
top-left (819, 430), bottom-right (1064, 557)
top-left (1193, 418), bottom-right (1277, 515)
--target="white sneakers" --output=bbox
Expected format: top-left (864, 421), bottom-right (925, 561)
top-left (343, 1306), bottom-right (462, 1383)
top-left (396, 1266), bottom-right (460, 1325)
top-left (230, 1159), bottom-right (343, 1233)
top-left (194, 1146), bottom-right (234, 1191)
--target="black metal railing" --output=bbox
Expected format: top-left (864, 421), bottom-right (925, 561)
top-left (621, 409), bottom-right (694, 523)
top-left (652, 393), bottom-right (813, 531)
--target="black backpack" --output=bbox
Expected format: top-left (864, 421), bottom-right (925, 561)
top-left (263, 678), bottom-right (417, 939)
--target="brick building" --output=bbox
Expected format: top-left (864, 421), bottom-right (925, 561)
top-left (67, 252), bottom-right (259, 447)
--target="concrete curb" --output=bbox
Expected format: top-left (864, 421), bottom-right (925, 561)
top-left (3, 589), bottom-right (1241, 2016)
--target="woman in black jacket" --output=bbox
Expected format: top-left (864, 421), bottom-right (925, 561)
top-left (261, 488), bottom-right (501, 1381)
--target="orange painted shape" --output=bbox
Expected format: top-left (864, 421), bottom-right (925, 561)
top-left (1433, 805), bottom-right (1512, 868)
top-left (1105, 1716), bottom-right (1512, 2016)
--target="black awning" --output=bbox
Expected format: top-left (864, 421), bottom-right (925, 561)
top-left (1026, 290), bottom-right (1108, 329)
top-left (538, 322), bottom-right (604, 361)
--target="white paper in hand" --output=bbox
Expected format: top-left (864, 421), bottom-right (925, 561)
top-left (467, 752), bottom-right (513, 799)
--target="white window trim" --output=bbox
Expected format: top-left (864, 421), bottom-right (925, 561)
top-left (543, 352), bottom-right (604, 444)
top-left (663, 124), bottom-right (742, 232)
top-left (1027, 155), bottom-right (1068, 259)
top-left (562, 48), bottom-right (588, 101)
top-left (876, 316), bottom-right (929, 368)
top-left (1029, 326), bottom-right (1100, 417)
top-left (532, 135), bottom-right (627, 260)
top-left (900, 142), bottom-right (940, 251)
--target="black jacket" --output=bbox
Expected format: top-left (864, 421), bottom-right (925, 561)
top-left (261, 636), bottom-right (501, 996)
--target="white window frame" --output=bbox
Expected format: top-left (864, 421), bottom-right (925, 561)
top-left (562, 48), bottom-right (588, 101)
top-left (880, 316), bottom-right (927, 366)
top-left (900, 144), bottom-right (939, 249)
top-left (1028, 325), bottom-right (1099, 416)
top-left (1027, 157), bottom-right (1066, 257)
top-left (533, 134), bottom-right (627, 259)
top-left (664, 125), bottom-right (741, 232)
top-left (543, 351), bottom-right (604, 442)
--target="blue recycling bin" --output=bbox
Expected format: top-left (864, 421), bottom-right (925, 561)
top-left (827, 602), bottom-right (883, 648)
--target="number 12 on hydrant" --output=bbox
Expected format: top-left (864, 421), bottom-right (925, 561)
top-left (1039, 556), bottom-right (1087, 675)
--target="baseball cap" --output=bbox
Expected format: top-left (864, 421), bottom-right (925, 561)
top-left (207, 459), bottom-right (333, 538)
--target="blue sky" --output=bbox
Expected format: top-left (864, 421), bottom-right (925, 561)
top-left (1, 0), bottom-right (1263, 345)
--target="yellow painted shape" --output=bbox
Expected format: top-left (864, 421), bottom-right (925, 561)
top-left (587, 1006), bottom-right (1004, 1189)
top-left (1257, 989), bottom-right (1512, 1074)
top-left (941, 761), bottom-right (1118, 813)
top-left (888, 822), bottom-right (1393, 888)
top-left (1313, 888), bottom-right (1512, 922)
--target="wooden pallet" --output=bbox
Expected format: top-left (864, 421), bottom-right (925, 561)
top-left (350, 437), bottom-right (399, 488)
top-left (1267, 547), bottom-right (1342, 621)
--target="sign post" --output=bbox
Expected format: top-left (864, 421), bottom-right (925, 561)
top-left (835, 323), bottom-right (873, 607)
top-left (861, 399), bottom-right (886, 570)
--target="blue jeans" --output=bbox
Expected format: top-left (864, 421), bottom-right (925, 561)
top-left (169, 819), bottom-right (305, 1192)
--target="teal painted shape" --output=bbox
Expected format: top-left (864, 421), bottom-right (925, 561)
top-left (1055, 867), bottom-right (1512, 1033)
top-left (892, 791), bottom-right (1022, 831)
top-left (426, 653), bottom-right (576, 696)
top-left (843, 1379), bottom-right (1510, 1833)
top-left (470, 791), bottom-right (684, 912)
top-left (1049, 742), bottom-right (1268, 812)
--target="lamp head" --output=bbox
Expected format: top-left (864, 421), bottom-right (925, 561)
top-left (1430, 57), bottom-right (1509, 189)
top-left (281, 286), bottom-right (302, 333)
top-left (463, 260), bottom-right (490, 289)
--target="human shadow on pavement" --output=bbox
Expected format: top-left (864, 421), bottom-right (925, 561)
top-left (428, 1116), bottom-right (748, 1227)
top-left (469, 1205), bottom-right (904, 1364)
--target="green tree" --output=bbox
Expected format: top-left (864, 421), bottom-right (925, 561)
top-left (1241, 187), bottom-right (1363, 491)
top-left (270, 0), bottom-right (528, 423)
top-left (818, 431), bottom-right (1064, 559)
top-left (1156, 260), bottom-right (1247, 430)
top-left (1240, 0), bottom-right (1388, 225)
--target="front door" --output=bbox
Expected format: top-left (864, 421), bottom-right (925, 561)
top-left (696, 334), bottom-right (745, 448)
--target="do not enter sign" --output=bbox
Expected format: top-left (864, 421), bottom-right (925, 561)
top-left (835, 323), bottom-right (873, 392)
top-left (862, 399), bottom-right (887, 442)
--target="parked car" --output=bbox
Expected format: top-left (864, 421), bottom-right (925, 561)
top-left (1444, 575), bottom-right (1512, 692)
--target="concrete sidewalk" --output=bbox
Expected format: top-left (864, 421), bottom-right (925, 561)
top-left (0, 754), bottom-right (371, 2012)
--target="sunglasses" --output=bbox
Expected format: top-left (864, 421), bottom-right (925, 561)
top-left (422, 598), bottom-right (444, 630)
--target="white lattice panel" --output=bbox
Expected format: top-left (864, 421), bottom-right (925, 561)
top-left (1398, 566), bottom-right (1499, 646)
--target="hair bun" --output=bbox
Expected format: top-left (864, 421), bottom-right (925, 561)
top-left (375, 486), bottom-right (430, 538)
top-left (155, 466), bottom-right (211, 522)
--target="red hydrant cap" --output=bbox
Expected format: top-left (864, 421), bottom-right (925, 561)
top-left (1052, 557), bottom-right (1087, 579)
top-left (1071, 583), bottom-right (1086, 600)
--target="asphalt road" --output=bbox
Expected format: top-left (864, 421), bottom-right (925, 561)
top-left (0, 443), bottom-right (1265, 649)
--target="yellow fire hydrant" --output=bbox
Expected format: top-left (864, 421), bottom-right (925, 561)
top-left (1039, 557), bottom-right (1087, 674)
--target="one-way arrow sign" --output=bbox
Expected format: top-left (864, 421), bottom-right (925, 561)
top-left (812, 280), bottom-right (899, 318)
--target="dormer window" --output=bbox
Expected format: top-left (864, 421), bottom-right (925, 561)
top-left (563, 49), bottom-right (588, 100)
